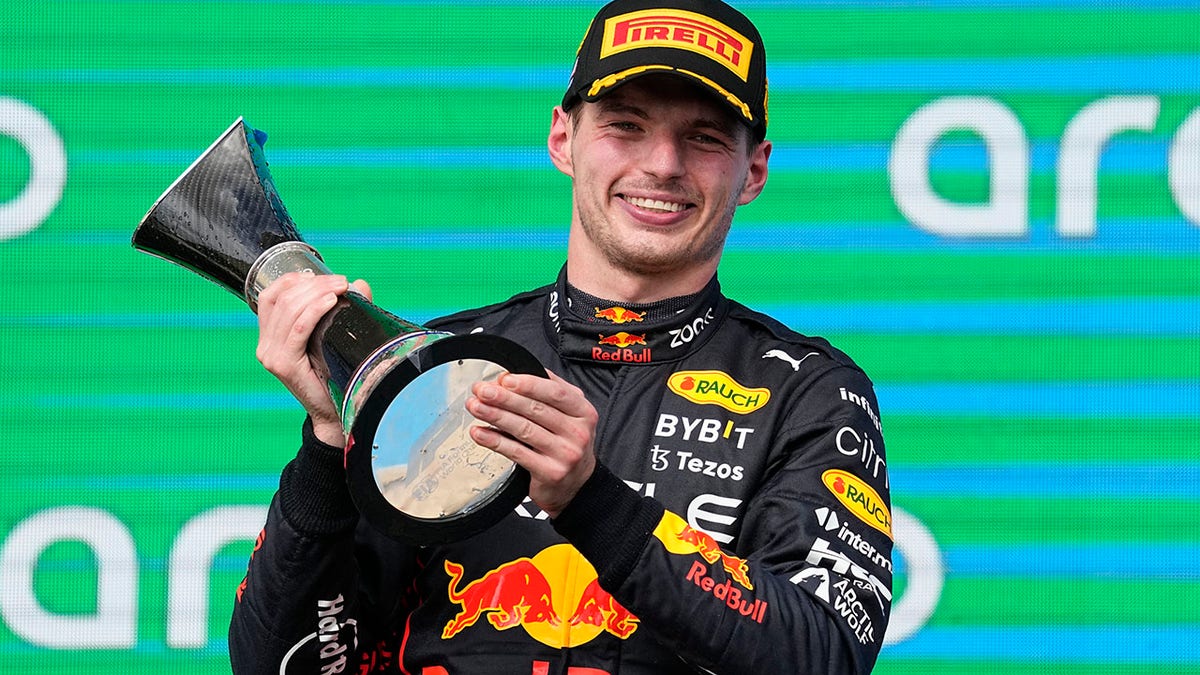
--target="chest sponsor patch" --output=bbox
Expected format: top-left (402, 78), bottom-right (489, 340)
top-left (667, 370), bottom-right (770, 414)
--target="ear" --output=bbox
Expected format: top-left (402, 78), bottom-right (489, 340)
top-left (737, 139), bottom-right (771, 206)
top-left (547, 106), bottom-right (575, 178)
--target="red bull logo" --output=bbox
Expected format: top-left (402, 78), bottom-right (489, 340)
top-left (652, 511), bottom-right (753, 590)
top-left (651, 511), bottom-right (767, 623)
top-left (594, 332), bottom-right (651, 362)
top-left (594, 306), bottom-right (646, 324)
top-left (684, 560), bottom-right (767, 623)
top-left (592, 346), bottom-right (652, 363)
top-left (597, 332), bottom-right (646, 348)
top-left (443, 545), bottom-right (639, 647)
top-left (568, 578), bottom-right (639, 639)
top-left (235, 528), bottom-right (266, 603)
top-left (442, 558), bottom-right (559, 638)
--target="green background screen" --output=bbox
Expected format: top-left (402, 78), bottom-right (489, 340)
top-left (2, 0), bottom-right (1197, 672)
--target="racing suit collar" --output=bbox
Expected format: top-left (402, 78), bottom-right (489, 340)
top-left (545, 265), bottom-right (729, 365)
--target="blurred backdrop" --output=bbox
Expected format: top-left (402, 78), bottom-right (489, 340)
top-left (1, 0), bottom-right (1198, 673)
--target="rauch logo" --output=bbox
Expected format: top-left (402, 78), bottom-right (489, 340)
top-left (822, 469), bottom-right (892, 539)
top-left (667, 371), bottom-right (770, 414)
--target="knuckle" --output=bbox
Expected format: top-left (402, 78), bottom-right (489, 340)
top-left (291, 317), bottom-right (313, 338)
top-left (568, 427), bottom-right (592, 451)
top-left (550, 382), bottom-right (574, 403)
top-left (515, 419), bottom-right (537, 442)
top-left (582, 407), bottom-right (599, 426)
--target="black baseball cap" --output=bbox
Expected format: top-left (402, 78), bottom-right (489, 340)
top-left (562, 0), bottom-right (768, 141)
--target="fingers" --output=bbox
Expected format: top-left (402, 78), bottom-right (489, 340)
top-left (350, 278), bottom-right (372, 302)
top-left (464, 368), bottom-right (599, 517)
top-left (255, 272), bottom-right (348, 370)
top-left (254, 272), bottom-right (355, 439)
top-left (466, 381), bottom-right (556, 471)
top-left (465, 371), bottom-right (597, 488)
top-left (470, 373), bottom-right (596, 445)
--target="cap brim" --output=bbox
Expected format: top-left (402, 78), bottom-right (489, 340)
top-left (574, 64), bottom-right (759, 134)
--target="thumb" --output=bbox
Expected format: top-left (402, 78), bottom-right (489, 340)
top-left (350, 278), bottom-right (373, 302)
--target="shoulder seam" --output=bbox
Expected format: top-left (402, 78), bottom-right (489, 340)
top-left (425, 284), bottom-right (551, 329)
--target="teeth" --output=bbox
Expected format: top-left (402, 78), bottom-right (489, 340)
top-left (627, 196), bottom-right (686, 213)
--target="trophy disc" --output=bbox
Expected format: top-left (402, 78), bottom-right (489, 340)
top-left (345, 333), bottom-right (545, 545)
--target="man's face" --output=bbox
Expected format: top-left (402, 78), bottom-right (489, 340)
top-left (548, 75), bottom-right (770, 281)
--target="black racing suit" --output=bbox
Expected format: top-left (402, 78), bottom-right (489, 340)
top-left (229, 268), bottom-right (892, 675)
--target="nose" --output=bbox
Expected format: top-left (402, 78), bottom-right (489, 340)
top-left (640, 132), bottom-right (686, 180)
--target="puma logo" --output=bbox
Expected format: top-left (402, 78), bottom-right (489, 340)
top-left (762, 349), bottom-right (819, 371)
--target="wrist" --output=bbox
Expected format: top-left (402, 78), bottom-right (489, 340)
top-left (310, 417), bottom-right (346, 447)
top-left (277, 417), bottom-right (359, 534)
top-left (552, 463), bottom-right (663, 589)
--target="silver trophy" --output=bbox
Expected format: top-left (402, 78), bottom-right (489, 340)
top-left (133, 118), bottom-right (542, 545)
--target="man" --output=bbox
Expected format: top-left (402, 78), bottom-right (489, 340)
top-left (230, 0), bottom-right (893, 673)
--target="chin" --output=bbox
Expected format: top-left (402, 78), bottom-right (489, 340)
top-left (607, 248), bottom-right (694, 276)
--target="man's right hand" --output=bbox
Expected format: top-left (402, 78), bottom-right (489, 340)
top-left (254, 271), bottom-right (372, 447)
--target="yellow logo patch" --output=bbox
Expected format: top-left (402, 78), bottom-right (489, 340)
top-left (822, 469), bottom-right (892, 539)
top-left (667, 370), bottom-right (769, 414)
top-left (600, 9), bottom-right (753, 82)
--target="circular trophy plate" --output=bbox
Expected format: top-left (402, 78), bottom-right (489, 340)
top-left (345, 333), bottom-right (545, 545)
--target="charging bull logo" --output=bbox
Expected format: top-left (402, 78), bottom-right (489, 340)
top-left (443, 545), bottom-right (639, 647)
top-left (594, 332), bottom-right (651, 362)
top-left (652, 511), bottom-right (753, 590)
top-left (652, 511), bottom-right (768, 623)
top-left (597, 332), bottom-right (646, 349)
top-left (569, 578), bottom-right (639, 639)
top-left (443, 559), bottom-right (559, 637)
top-left (595, 306), bottom-right (646, 324)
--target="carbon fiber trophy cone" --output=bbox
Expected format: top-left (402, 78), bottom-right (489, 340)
top-left (133, 118), bottom-right (542, 545)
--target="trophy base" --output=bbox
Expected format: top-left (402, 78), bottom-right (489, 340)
top-left (344, 332), bottom-right (545, 545)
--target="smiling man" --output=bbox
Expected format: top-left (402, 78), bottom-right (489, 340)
top-left (230, 1), bottom-right (892, 673)
top-left (553, 75), bottom-right (769, 301)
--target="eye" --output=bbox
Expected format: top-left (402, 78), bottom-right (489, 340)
top-left (607, 119), bottom-right (643, 133)
top-left (691, 131), bottom-right (733, 150)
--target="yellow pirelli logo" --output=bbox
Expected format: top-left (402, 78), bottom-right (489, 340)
top-left (600, 9), bottom-right (753, 82)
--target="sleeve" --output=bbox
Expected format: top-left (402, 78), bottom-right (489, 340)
top-left (228, 418), bottom-right (418, 675)
top-left (552, 366), bottom-right (892, 675)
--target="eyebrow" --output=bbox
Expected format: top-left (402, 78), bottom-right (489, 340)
top-left (593, 97), bottom-right (740, 139)
top-left (594, 98), bottom-right (649, 120)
